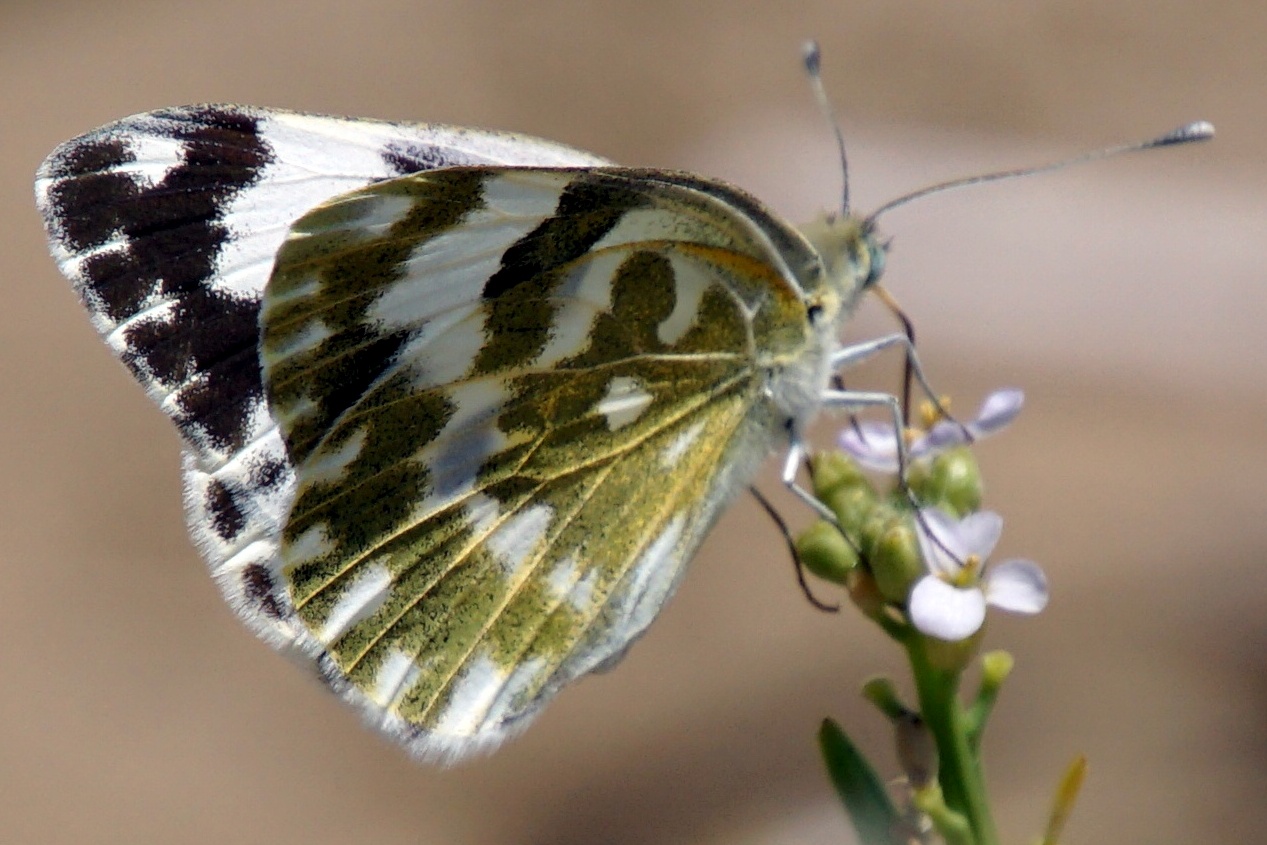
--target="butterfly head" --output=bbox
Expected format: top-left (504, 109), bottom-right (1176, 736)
top-left (797, 211), bottom-right (887, 321)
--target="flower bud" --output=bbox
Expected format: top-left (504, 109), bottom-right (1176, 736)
top-left (796, 520), bottom-right (858, 585)
top-left (868, 515), bottom-right (924, 604)
top-left (823, 482), bottom-right (879, 534)
top-left (909, 446), bottom-right (983, 516)
top-left (980, 650), bottom-right (1014, 691)
top-left (810, 450), bottom-right (868, 499)
top-left (861, 676), bottom-right (907, 720)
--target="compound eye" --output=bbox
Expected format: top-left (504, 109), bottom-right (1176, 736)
top-left (863, 240), bottom-right (888, 288)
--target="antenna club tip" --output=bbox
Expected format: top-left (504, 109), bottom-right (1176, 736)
top-left (1152, 120), bottom-right (1216, 148)
top-left (802, 40), bottom-right (822, 74)
top-left (1182, 120), bottom-right (1216, 141)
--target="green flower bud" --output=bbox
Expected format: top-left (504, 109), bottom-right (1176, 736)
top-left (980, 650), bottom-right (1014, 690)
top-left (861, 676), bottom-right (908, 720)
top-left (823, 482), bottom-right (879, 535)
top-left (810, 450), bottom-right (870, 500)
top-left (796, 520), bottom-right (858, 585)
top-left (868, 516), bottom-right (924, 604)
top-left (858, 501), bottom-right (903, 557)
top-left (909, 446), bottom-right (983, 516)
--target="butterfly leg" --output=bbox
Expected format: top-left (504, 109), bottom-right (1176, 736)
top-left (781, 389), bottom-right (907, 523)
top-left (781, 436), bottom-right (838, 523)
top-left (749, 485), bottom-right (839, 612)
top-left (830, 332), bottom-right (942, 412)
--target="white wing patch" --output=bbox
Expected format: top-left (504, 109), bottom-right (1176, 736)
top-left (544, 552), bottom-right (599, 613)
top-left (621, 513), bottom-right (688, 630)
top-left (288, 522), bottom-right (336, 565)
top-left (662, 420), bottom-right (707, 468)
top-left (402, 307), bottom-right (486, 389)
top-left (462, 494), bottom-right (502, 539)
top-left (595, 376), bottom-right (654, 430)
top-left (265, 318), bottom-right (334, 363)
top-left (422, 380), bottom-right (514, 496)
top-left (486, 505), bottom-right (554, 576)
top-left (319, 563), bottom-right (394, 644)
top-left (546, 552), bottom-right (583, 599)
top-left (385, 222), bottom-right (533, 326)
top-left (431, 653), bottom-right (510, 736)
top-left (301, 427), bottom-right (368, 486)
top-left (341, 192), bottom-right (420, 238)
top-left (567, 570), bottom-right (600, 613)
top-left (657, 254), bottom-right (712, 345)
top-left (482, 656), bottom-right (549, 729)
top-left (530, 249), bottom-right (625, 368)
top-left (534, 297), bottom-right (601, 369)
top-left (116, 132), bottom-right (187, 185)
top-left (372, 648), bottom-right (423, 708)
top-left (482, 170), bottom-right (576, 217)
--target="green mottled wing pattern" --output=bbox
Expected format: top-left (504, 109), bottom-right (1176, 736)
top-left (259, 167), bottom-right (826, 759)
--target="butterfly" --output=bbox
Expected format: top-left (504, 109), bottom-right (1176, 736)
top-left (32, 101), bottom-right (957, 763)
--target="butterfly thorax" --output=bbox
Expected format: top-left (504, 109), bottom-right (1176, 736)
top-left (762, 213), bottom-right (885, 434)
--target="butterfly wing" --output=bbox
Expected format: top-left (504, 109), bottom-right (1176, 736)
top-left (259, 167), bottom-right (828, 759)
top-left (34, 106), bottom-right (612, 657)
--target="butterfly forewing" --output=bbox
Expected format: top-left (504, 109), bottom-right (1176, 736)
top-left (259, 167), bottom-right (827, 754)
top-left (34, 105), bottom-right (612, 664)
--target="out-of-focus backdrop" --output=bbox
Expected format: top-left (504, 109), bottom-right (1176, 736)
top-left (4, 2), bottom-right (1264, 843)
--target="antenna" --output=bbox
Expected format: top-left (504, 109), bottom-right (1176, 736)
top-left (802, 40), bottom-right (851, 215)
top-left (867, 120), bottom-right (1215, 224)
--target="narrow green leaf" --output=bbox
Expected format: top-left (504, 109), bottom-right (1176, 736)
top-left (818, 718), bottom-right (903, 845)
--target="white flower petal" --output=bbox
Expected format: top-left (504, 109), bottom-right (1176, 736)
top-left (957, 511), bottom-right (1003, 558)
top-left (971, 389), bottom-right (1024, 436)
top-left (839, 422), bottom-right (901, 472)
top-left (983, 559), bottom-right (1049, 615)
top-left (919, 421), bottom-right (971, 452)
top-left (909, 576), bottom-right (987, 641)
top-left (916, 508), bottom-right (968, 574)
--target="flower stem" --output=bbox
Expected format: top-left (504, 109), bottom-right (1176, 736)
top-left (905, 637), bottom-right (1000, 845)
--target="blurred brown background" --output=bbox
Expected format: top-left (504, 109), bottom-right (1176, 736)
top-left (4, 1), bottom-right (1264, 843)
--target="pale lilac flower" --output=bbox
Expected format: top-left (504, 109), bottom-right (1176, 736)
top-left (839, 388), bottom-right (1024, 473)
top-left (907, 507), bottom-right (1047, 641)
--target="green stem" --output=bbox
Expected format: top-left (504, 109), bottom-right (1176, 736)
top-left (905, 638), bottom-right (1000, 845)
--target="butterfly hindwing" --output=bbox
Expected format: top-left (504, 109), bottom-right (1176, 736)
top-left (258, 167), bottom-right (828, 756)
